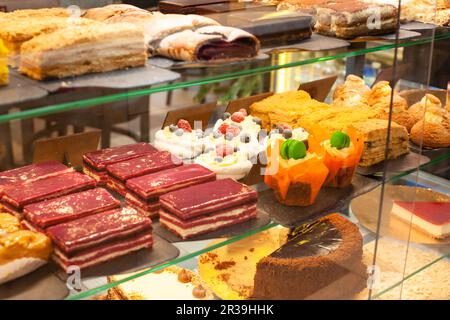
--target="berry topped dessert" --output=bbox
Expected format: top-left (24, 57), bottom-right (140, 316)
top-left (154, 119), bottom-right (206, 160)
top-left (195, 142), bottom-right (252, 180)
top-left (213, 109), bottom-right (262, 139)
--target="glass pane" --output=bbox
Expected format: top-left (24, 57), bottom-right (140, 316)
top-left (0, 0), bottom-right (448, 301)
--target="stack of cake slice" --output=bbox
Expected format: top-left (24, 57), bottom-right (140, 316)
top-left (314, 1), bottom-right (398, 39)
top-left (83, 143), bottom-right (158, 185)
top-left (22, 188), bottom-right (121, 232)
top-left (19, 22), bottom-right (148, 80)
top-left (350, 119), bottom-right (409, 167)
top-left (125, 164), bottom-right (216, 217)
top-left (106, 151), bottom-right (182, 196)
top-left (159, 178), bottom-right (258, 239)
top-left (0, 161), bottom-right (72, 200)
top-left (0, 171), bottom-right (96, 217)
top-left (0, 15), bottom-right (94, 66)
top-left (46, 207), bottom-right (153, 270)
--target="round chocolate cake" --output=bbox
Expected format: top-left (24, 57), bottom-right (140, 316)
top-left (252, 214), bottom-right (368, 300)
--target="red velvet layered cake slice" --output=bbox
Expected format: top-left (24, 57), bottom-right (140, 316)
top-left (392, 201), bottom-right (450, 239)
top-left (159, 178), bottom-right (258, 239)
top-left (0, 161), bottom-right (72, 199)
top-left (106, 151), bottom-right (182, 196)
top-left (46, 207), bottom-right (153, 270)
top-left (83, 143), bottom-right (158, 185)
top-left (23, 188), bottom-right (121, 231)
top-left (125, 164), bottom-right (216, 217)
top-left (1, 172), bottom-right (96, 217)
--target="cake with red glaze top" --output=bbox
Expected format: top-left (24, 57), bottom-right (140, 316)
top-left (0, 172), bottom-right (96, 216)
top-left (392, 201), bottom-right (450, 239)
top-left (0, 161), bottom-right (72, 199)
top-left (106, 151), bottom-right (182, 196)
top-left (46, 207), bottom-right (153, 270)
top-left (159, 178), bottom-right (258, 239)
top-left (83, 143), bottom-right (158, 184)
top-left (23, 188), bottom-right (120, 231)
top-left (125, 164), bottom-right (216, 217)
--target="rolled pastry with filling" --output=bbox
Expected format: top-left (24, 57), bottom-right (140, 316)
top-left (157, 26), bottom-right (260, 62)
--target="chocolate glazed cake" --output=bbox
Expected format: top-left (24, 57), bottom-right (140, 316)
top-left (252, 214), bottom-right (367, 300)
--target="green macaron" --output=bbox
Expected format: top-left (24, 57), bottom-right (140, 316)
top-left (287, 140), bottom-right (307, 160)
top-left (330, 131), bottom-right (350, 150)
top-left (280, 139), bottom-right (294, 160)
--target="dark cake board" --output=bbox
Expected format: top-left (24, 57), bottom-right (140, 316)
top-left (0, 235), bottom-right (179, 299)
top-left (258, 174), bottom-right (381, 227)
top-left (350, 29), bottom-right (422, 42)
top-left (0, 263), bottom-right (68, 300)
top-left (409, 143), bottom-right (450, 160)
top-left (356, 152), bottom-right (431, 177)
top-left (0, 73), bottom-right (48, 108)
top-left (158, 53), bottom-right (270, 70)
top-left (262, 34), bottom-right (350, 53)
top-left (11, 64), bottom-right (181, 93)
top-left (401, 22), bottom-right (440, 31)
top-left (153, 210), bottom-right (271, 243)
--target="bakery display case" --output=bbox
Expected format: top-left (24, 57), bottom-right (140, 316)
top-left (0, 0), bottom-right (449, 301)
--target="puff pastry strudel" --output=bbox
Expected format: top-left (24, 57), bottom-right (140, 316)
top-left (19, 23), bottom-right (147, 80)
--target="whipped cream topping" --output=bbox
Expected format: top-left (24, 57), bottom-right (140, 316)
top-left (195, 150), bottom-right (252, 180)
top-left (265, 127), bottom-right (309, 150)
top-left (280, 152), bottom-right (318, 167)
top-left (203, 131), bottom-right (262, 160)
top-left (322, 140), bottom-right (355, 158)
top-left (213, 115), bottom-right (261, 138)
top-left (154, 126), bottom-right (205, 160)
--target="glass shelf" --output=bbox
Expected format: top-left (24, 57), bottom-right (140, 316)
top-left (1, 30), bottom-right (449, 124)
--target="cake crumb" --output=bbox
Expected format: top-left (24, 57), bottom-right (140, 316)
top-left (214, 261), bottom-right (236, 270)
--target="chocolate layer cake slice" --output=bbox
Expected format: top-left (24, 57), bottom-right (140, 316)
top-left (83, 143), bottom-right (158, 185)
top-left (0, 161), bottom-right (72, 198)
top-left (125, 164), bottom-right (216, 217)
top-left (1, 172), bottom-right (96, 216)
top-left (23, 188), bottom-right (121, 231)
top-left (46, 207), bottom-right (153, 270)
top-left (252, 214), bottom-right (367, 299)
top-left (106, 151), bottom-right (182, 196)
top-left (159, 178), bottom-right (258, 239)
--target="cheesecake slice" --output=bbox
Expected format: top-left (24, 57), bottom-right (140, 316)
top-left (392, 201), bottom-right (450, 239)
